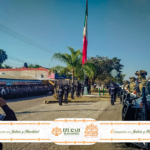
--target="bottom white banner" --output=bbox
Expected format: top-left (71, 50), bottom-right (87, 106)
top-left (0, 118), bottom-right (150, 145)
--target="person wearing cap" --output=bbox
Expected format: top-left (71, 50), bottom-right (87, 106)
top-left (81, 84), bottom-right (84, 95)
top-left (64, 83), bottom-right (69, 103)
top-left (135, 70), bottom-right (147, 96)
top-left (112, 83), bottom-right (118, 102)
top-left (58, 84), bottom-right (64, 105)
top-left (71, 83), bottom-right (75, 99)
top-left (109, 83), bottom-right (116, 105)
top-left (76, 82), bottom-right (80, 97)
top-left (129, 77), bottom-right (136, 93)
top-left (124, 80), bottom-right (130, 91)
top-left (133, 80), bottom-right (140, 97)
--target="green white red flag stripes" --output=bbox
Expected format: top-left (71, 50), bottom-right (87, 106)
top-left (82, 0), bottom-right (88, 65)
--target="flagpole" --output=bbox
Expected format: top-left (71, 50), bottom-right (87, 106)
top-left (82, 0), bottom-right (88, 95)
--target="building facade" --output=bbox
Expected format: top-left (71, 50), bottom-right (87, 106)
top-left (0, 67), bottom-right (77, 85)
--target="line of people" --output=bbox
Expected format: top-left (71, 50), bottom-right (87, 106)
top-left (55, 82), bottom-right (91, 106)
top-left (0, 85), bottom-right (54, 100)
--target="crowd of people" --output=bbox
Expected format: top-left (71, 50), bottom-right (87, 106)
top-left (109, 70), bottom-right (150, 107)
top-left (122, 70), bottom-right (150, 97)
top-left (0, 85), bottom-right (54, 100)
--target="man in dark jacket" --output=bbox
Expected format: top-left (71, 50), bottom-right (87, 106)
top-left (71, 83), bottom-right (75, 99)
top-left (76, 82), bottom-right (80, 97)
top-left (58, 84), bottom-right (64, 105)
top-left (109, 83), bottom-right (116, 105)
top-left (64, 83), bottom-right (69, 103)
top-left (81, 84), bottom-right (84, 95)
top-left (113, 83), bottom-right (119, 102)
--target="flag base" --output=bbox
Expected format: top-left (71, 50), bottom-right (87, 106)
top-left (83, 86), bottom-right (88, 95)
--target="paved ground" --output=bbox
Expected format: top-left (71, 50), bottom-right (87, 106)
top-left (0, 95), bottom-right (139, 150)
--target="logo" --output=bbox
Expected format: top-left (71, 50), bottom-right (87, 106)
top-left (84, 124), bottom-right (98, 137)
top-left (63, 128), bottom-right (80, 135)
top-left (52, 127), bottom-right (62, 136)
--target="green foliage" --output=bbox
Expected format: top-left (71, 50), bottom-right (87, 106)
top-left (3, 64), bottom-right (12, 69)
top-left (111, 57), bottom-right (124, 73)
top-left (0, 49), bottom-right (7, 64)
top-left (49, 47), bottom-right (96, 83)
top-left (0, 63), bottom-right (12, 69)
top-left (87, 56), bottom-right (113, 83)
top-left (118, 74), bottom-right (126, 84)
top-left (87, 56), bottom-right (124, 84)
top-left (0, 63), bottom-right (4, 68)
top-left (49, 48), bottom-right (124, 85)
top-left (28, 64), bottom-right (40, 68)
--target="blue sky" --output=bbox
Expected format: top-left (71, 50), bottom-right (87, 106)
top-left (0, 0), bottom-right (150, 80)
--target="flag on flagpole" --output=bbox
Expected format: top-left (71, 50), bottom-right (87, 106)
top-left (82, 0), bottom-right (88, 65)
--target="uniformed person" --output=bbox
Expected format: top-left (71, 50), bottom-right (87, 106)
top-left (9, 87), bottom-right (12, 99)
top-left (109, 83), bottom-right (116, 105)
top-left (71, 83), bottom-right (75, 99)
top-left (20, 87), bottom-right (23, 98)
top-left (128, 77), bottom-right (136, 94)
top-left (114, 83), bottom-right (119, 102)
top-left (87, 84), bottom-right (91, 94)
top-left (64, 83), bottom-right (69, 103)
top-left (79, 82), bottom-right (82, 96)
top-left (133, 80), bottom-right (140, 96)
top-left (18, 87), bottom-right (21, 98)
top-left (33, 86), bottom-right (36, 96)
top-left (81, 84), bottom-right (84, 95)
top-left (5, 86), bottom-right (9, 100)
top-left (135, 70), bottom-right (147, 96)
top-left (76, 82), bottom-right (80, 97)
top-left (1, 87), bottom-right (4, 99)
top-left (124, 80), bottom-right (130, 91)
top-left (58, 84), bottom-right (63, 105)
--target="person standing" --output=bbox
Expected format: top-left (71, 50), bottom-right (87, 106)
top-left (9, 87), bottom-right (12, 99)
top-left (109, 83), bottom-right (116, 105)
top-left (87, 84), bottom-right (91, 94)
top-left (76, 82), bottom-right (80, 97)
top-left (15, 87), bottom-right (19, 99)
top-left (5, 86), bottom-right (9, 100)
top-left (81, 84), bottom-right (84, 95)
top-left (135, 70), bottom-right (147, 96)
top-left (58, 84), bottom-right (63, 106)
top-left (1, 87), bottom-right (6, 99)
top-left (71, 83), bottom-right (75, 99)
top-left (64, 83), bottom-right (69, 103)
top-left (114, 83), bottom-right (119, 102)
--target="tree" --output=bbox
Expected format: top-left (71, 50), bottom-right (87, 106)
top-left (49, 47), bottom-right (96, 84)
top-left (3, 64), bottom-right (12, 69)
top-left (0, 49), bottom-right (7, 64)
top-left (0, 63), bottom-right (4, 68)
top-left (28, 64), bottom-right (40, 68)
top-left (111, 57), bottom-right (124, 73)
top-left (87, 56), bottom-right (113, 84)
top-left (117, 74), bottom-right (126, 84)
top-left (87, 56), bottom-right (124, 84)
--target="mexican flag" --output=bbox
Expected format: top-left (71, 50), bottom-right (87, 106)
top-left (82, 0), bottom-right (88, 65)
